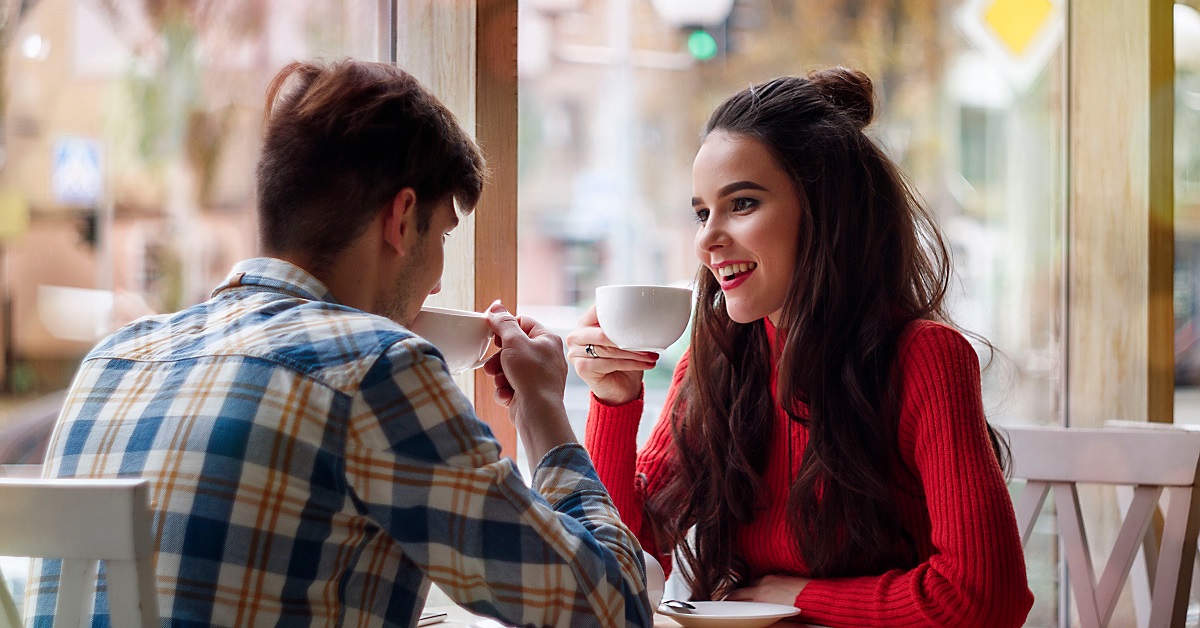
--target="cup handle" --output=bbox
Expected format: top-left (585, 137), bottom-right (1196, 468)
top-left (459, 336), bottom-right (494, 374)
top-left (467, 355), bottom-right (489, 371)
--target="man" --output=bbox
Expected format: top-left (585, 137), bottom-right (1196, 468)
top-left (28, 59), bottom-right (652, 628)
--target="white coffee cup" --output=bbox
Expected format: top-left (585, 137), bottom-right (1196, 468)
top-left (408, 306), bottom-right (493, 374)
top-left (595, 285), bottom-right (692, 351)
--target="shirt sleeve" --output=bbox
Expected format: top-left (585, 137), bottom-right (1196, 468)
top-left (344, 337), bottom-right (654, 628)
top-left (794, 323), bottom-right (1034, 627)
top-left (584, 351), bottom-right (691, 575)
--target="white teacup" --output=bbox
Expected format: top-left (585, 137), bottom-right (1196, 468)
top-left (595, 285), bottom-right (692, 352)
top-left (409, 306), bottom-right (493, 374)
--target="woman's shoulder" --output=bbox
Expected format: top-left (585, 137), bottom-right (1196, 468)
top-left (896, 319), bottom-right (975, 358)
top-left (892, 320), bottom-right (986, 427)
top-left (893, 319), bottom-right (982, 386)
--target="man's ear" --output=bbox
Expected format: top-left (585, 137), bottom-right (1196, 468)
top-left (383, 188), bottom-right (419, 256)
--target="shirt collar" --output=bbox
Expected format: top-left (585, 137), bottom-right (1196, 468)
top-left (211, 257), bottom-right (340, 304)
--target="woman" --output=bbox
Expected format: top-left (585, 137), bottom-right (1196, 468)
top-left (567, 68), bottom-right (1034, 627)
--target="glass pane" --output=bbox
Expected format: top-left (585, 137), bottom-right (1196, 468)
top-left (519, 0), bottom-right (1064, 430)
top-left (1176, 2), bottom-right (1200, 425)
top-left (0, 2), bottom-right (379, 443)
top-left (518, 0), bottom-right (1064, 623)
top-left (0, 0), bottom-right (382, 596)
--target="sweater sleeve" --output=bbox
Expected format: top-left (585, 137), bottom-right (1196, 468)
top-left (584, 351), bottom-right (692, 573)
top-left (793, 323), bottom-right (1034, 628)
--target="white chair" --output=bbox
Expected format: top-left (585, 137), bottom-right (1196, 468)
top-left (0, 479), bottom-right (158, 627)
top-left (1007, 426), bottom-right (1200, 628)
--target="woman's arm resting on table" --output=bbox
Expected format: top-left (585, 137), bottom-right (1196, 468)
top-left (725, 575), bottom-right (809, 607)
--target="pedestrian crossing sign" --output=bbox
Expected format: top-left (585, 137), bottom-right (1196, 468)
top-left (51, 137), bottom-right (104, 207)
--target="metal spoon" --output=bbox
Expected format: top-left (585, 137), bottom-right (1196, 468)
top-left (661, 599), bottom-right (696, 613)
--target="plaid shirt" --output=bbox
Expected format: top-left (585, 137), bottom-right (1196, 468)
top-left (27, 257), bottom-right (651, 628)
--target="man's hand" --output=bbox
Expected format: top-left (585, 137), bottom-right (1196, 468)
top-left (483, 302), bottom-right (576, 469)
top-left (724, 574), bottom-right (808, 607)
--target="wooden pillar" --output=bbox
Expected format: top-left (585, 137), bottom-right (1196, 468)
top-left (394, 0), bottom-right (519, 457)
top-left (1067, 0), bottom-right (1174, 428)
top-left (1067, 1), bottom-right (1174, 623)
top-left (472, 0), bottom-right (520, 457)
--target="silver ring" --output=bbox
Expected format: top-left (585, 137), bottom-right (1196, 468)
top-left (585, 344), bottom-right (598, 358)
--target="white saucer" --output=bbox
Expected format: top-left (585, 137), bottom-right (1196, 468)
top-left (657, 601), bottom-right (802, 628)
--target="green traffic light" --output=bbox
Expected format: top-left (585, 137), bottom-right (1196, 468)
top-left (687, 30), bottom-right (719, 61)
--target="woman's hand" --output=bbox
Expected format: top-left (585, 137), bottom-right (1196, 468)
top-left (724, 574), bottom-right (809, 607)
top-left (565, 305), bottom-right (658, 406)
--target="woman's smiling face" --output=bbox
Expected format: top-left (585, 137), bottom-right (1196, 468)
top-left (692, 131), bottom-right (804, 325)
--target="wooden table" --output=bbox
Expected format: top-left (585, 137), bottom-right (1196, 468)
top-left (422, 604), bottom-right (815, 627)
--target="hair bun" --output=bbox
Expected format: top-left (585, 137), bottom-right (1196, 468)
top-left (809, 67), bottom-right (875, 129)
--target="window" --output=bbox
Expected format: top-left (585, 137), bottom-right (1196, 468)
top-left (518, 0), bottom-right (1064, 621)
top-left (0, 0), bottom-right (385, 598)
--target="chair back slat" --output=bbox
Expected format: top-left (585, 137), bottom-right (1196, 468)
top-left (54, 559), bottom-right (95, 628)
top-left (0, 479), bottom-right (158, 628)
top-left (1015, 480), bottom-right (1051, 544)
top-left (1095, 485), bottom-right (1163, 625)
top-left (1008, 426), bottom-right (1200, 628)
top-left (1116, 483), bottom-right (1163, 628)
top-left (1009, 427), bottom-right (1200, 486)
top-left (1149, 485), bottom-right (1200, 626)
top-left (1053, 482), bottom-right (1103, 627)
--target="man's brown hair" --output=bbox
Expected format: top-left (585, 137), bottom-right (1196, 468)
top-left (256, 59), bottom-right (485, 270)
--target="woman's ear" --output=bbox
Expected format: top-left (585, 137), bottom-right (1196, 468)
top-left (383, 188), bottom-right (419, 256)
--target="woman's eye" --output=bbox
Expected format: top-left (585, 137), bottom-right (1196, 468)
top-left (732, 197), bottom-right (758, 212)
top-left (692, 208), bottom-right (710, 224)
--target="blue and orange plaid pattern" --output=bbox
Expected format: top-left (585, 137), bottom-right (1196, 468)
top-left (26, 257), bottom-right (651, 628)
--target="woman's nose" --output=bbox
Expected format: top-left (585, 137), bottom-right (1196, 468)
top-left (695, 220), bottom-right (729, 252)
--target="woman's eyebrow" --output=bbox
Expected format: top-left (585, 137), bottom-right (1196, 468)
top-left (692, 180), bottom-right (769, 206)
top-left (719, 180), bottom-right (768, 196)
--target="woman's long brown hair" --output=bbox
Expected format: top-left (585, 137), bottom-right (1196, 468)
top-left (644, 68), bottom-right (1008, 599)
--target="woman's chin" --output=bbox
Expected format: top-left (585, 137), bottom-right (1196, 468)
top-left (724, 306), bottom-right (763, 325)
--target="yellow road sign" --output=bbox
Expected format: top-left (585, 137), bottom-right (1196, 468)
top-left (958, 0), bottom-right (1063, 91)
top-left (984, 0), bottom-right (1054, 57)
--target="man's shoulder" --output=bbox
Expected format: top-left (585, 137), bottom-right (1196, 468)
top-left (87, 294), bottom-right (433, 394)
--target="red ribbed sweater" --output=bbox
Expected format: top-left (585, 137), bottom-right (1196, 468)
top-left (584, 320), bottom-right (1034, 627)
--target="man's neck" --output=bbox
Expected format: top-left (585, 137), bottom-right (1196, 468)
top-left (271, 246), bottom-right (381, 313)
